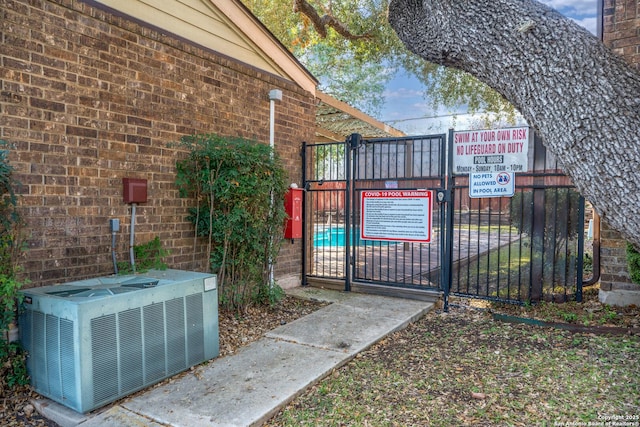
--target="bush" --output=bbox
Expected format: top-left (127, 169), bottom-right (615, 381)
top-left (0, 142), bottom-right (22, 278)
top-left (0, 341), bottom-right (28, 392)
top-left (0, 141), bottom-right (28, 392)
top-left (117, 236), bottom-right (169, 274)
top-left (627, 243), bottom-right (640, 285)
top-left (509, 188), bottom-right (582, 239)
top-left (0, 140), bottom-right (24, 326)
top-left (175, 134), bottom-right (288, 313)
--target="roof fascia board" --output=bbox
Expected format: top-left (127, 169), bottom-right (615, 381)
top-left (316, 91), bottom-right (405, 137)
top-left (208, 0), bottom-right (317, 94)
top-left (315, 126), bottom-right (347, 142)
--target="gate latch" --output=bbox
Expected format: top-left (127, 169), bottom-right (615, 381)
top-left (436, 189), bottom-right (451, 203)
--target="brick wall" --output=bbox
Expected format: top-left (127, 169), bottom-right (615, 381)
top-left (599, 0), bottom-right (639, 291)
top-left (0, 0), bottom-right (314, 287)
top-left (603, 0), bottom-right (640, 69)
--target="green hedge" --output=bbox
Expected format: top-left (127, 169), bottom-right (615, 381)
top-left (175, 134), bottom-right (288, 312)
top-left (627, 243), bottom-right (640, 285)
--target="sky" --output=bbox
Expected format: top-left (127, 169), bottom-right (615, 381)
top-left (380, 0), bottom-right (600, 135)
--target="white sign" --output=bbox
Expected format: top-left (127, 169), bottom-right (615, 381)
top-left (469, 172), bottom-right (515, 198)
top-left (360, 190), bottom-right (433, 243)
top-left (453, 127), bottom-right (530, 175)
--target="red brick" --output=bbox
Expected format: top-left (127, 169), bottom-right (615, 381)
top-left (3, 0), bottom-right (313, 287)
top-left (601, 1), bottom-right (640, 290)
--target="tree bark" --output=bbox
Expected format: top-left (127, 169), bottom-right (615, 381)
top-left (388, 0), bottom-right (640, 248)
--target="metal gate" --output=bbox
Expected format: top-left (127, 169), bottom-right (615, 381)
top-left (302, 131), bottom-right (587, 307)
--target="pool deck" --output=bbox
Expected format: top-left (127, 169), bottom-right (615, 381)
top-left (311, 227), bottom-right (519, 286)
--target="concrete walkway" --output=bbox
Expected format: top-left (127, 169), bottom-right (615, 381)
top-left (34, 287), bottom-right (435, 427)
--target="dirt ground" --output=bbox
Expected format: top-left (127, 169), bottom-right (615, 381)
top-left (268, 286), bottom-right (640, 426)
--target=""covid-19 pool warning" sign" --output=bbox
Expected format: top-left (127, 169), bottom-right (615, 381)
top-left (360, 190), bottom-right (433, 243)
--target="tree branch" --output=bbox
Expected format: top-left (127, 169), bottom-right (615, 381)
top-left (293, 0), bottom-right (370, 40)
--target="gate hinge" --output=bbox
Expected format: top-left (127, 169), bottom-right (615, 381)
top-left (436, 189), bottom-right (451, 203)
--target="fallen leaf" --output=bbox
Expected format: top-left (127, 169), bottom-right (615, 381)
top-left (471, 392), bottom-right (486, 400)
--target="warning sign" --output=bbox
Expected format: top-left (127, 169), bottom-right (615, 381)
top-left (360, 190), bottom-right (432, 243)
top-left (469, 172), bottom-right (515, 198)
top-left (453, 127), bottom-right (529, 175)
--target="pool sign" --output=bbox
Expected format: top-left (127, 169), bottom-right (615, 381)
top-left (360, 190), bottom-right (432, 243)
top-left (453, 126), bottom-right (530, 175)
top-left (469, 172), bottom-right (515, 198)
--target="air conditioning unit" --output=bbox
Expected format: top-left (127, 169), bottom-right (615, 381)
top-left (19, 269), bottom-right (218, 413)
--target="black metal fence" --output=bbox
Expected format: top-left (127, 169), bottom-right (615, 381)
top-left (302, 141), bottom-right (348, 280)
top-left (303, 132), bottom-right (587, 306)
top-left (448, 134), bottom-right (585, 304)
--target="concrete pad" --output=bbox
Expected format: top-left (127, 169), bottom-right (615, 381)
top-left (599, 289), bottom-right (640, 307)
top-left (32, 399), bottom-right (87, 427)
top-left (336, 292), bottom-right (433, 320)
top-left (119, 339), bottom-right (347, 427)
top-left (79, 406), bottom-right (167, 427)
top-left (267, 296), bottom-right (433, 354)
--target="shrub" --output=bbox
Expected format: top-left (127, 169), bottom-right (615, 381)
top-left (509, 188), bottom-right (582, 240)
top-left (627, 243), bottom-right (640, 285)
top-left (0, 140), bottom-right (24, 326)
top-left (0, 341), bottom-right (28, 391)
top-left (0, 140), bottom-right (28, 393)
top-left (0, 141), bottom-right (22, 278)
top-left (117, 236), bottom-right (169, 274)
top-left (175, 134), bottom-right (288, 313)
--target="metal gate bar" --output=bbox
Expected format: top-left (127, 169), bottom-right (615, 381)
top-left (302, 141), bottom-right (348, 283)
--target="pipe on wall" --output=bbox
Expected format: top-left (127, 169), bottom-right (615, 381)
top-left (130, 202), bottom-right (137, 273)
top-left (268, 89), bottom-right (282, 287)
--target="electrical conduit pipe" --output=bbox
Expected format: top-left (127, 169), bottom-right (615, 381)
top-left (268, 89), bottom-right (282, 288)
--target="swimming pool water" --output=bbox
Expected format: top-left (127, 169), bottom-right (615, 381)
top-left (313, 227), bottom-right (391, 248)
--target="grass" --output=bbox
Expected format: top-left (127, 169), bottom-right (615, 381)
top-left (492, 287), bottom-right (638, 328)
top-left (454, 224), bottom-right (520, 235)
top-left (452, 239), bottom-right (532, 300)
top-left (266, 306), bottom-right (640, 426)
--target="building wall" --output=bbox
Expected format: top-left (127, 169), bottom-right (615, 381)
top-left (0, 0), bottom-right (314, 287)
top-left (603, 0), bottom-right (640, 69)
top-left (599, 0), bottom-right (639, 291)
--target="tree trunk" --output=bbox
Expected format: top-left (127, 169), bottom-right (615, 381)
top-left (388, 0), bottom-right (640, 248)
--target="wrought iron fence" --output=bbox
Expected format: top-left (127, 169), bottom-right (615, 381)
top-left (303, 132), bottom-right (587, 306)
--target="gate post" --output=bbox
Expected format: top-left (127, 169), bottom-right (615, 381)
top-left (344, 133), bottom-right (362, 292)
top-left (441, 129), bottom-right (455, 311)
top-left (301, 141), bottom-right (308, 287)
top-left (576, 197), bottom-right (585, 302)
top-left (530, 134), bottom-right (546, 302)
